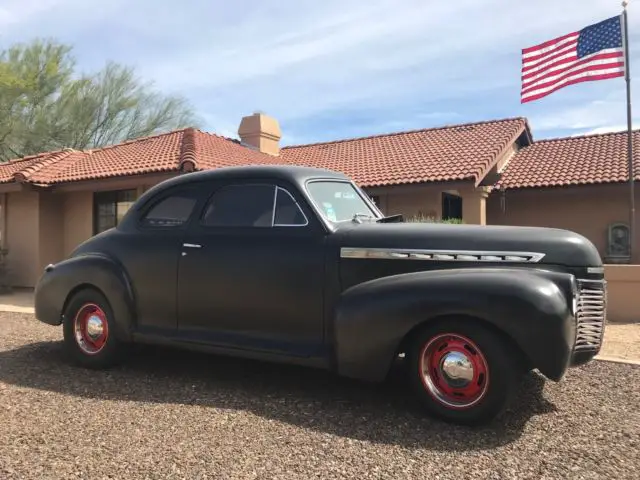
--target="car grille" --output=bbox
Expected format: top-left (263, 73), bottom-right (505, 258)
top-left (574, 279), bottom-right (607, 353)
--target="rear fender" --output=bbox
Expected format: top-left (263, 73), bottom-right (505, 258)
top-left (34, 253), bottom-right (136, 341)
top-left (333, 268), bottom-right (576, 383)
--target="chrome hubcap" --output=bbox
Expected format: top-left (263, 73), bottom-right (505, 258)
top-left (73, 304), bottom-right (109, 355)
top-left (419, 333), bottom-right (490, 409)
top-left (86, 316), bottom-right (105, 339)
top-left (440, 351), bottom-right (474, 388)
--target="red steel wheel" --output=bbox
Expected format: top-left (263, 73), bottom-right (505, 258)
top-left (419, 333), bottom-right (490, 409)
top-left (73, 303), bottom-right (109, 355)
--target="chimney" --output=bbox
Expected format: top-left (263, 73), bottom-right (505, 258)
top-left (238, 112), bottom-right (282, 156)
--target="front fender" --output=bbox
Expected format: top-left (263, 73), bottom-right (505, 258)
top-left (34, 253), bottom-right (136, 341)
top-left (333, 268), bottom-right (576, 383)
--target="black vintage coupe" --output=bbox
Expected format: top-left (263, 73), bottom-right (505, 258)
top-left (34, 165), bottom-right (607, 425)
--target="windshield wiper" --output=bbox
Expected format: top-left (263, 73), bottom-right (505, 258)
top-left (376, 214), bottom-right (404, 223)
top-left (352, 213), bottom-right (375, 223)
top-left (351, 213), bottom-right (404, 224)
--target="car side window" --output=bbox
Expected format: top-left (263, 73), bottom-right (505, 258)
top-left (202, 184), bottom-right (275, 227)
top-left (274, 187), bottom-right (308, 226)
top-left (140, 193), bottom-right (198, 228)
top-left (200, 184), bottom-right (308, 228)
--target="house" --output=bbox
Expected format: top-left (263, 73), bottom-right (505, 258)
top-left (487, 130), bottom-right (640, 264)
top-left (0, 112), bottom-right (636, 287)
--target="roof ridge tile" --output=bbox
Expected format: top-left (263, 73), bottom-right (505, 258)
top-left (83, 128), bottom-right (191, 155)
top-left (3, 129), bottom-right (191, 165)
top-left (12, 149), bottom-right (80, 183)
top-left (179, 128), bottom-right (198, 172)
top-left (282, 117), bottom-right (528, 149)
top-left (534, 128), bottom-right (640, 144)
top-left (193, 128), bottom-right (241, 144)
top-left (7, 148), bottom-right (69, 164)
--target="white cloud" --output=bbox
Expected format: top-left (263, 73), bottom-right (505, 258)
top-left (0, 0), bottom-right (124, 31)
top-left (1, 0), bottom-right (640, 141)
top-left (528, 80), bottom-right (640, 137)
top-left (0, 0), bottom-right (71, 27)
top-left (576, 125), bottom-right (628, 136)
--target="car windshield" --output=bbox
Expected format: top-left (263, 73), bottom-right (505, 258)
top-left (306, 181), bottom-right (379, 223)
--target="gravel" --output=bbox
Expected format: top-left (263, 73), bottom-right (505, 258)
top-left (1, 312), bottom-right (639, 480)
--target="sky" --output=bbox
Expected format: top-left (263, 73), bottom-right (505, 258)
top-left (1, 0), bottom-right (640, 146)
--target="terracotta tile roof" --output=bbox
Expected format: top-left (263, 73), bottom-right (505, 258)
top-left (0, 155), bottom-right (46, 184)
top-left (0, 117), bottom-right (530, 188)
top-left (497, 129), bottom-right (640, 190)
top-left (280, 118), bottom-right (531, 187)
top-left (0, 128), bottom-right (275, 186)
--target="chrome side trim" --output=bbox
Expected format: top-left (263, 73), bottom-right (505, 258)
top-left (340, 247), bottom-right (546, 263)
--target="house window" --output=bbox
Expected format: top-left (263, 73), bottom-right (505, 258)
top-left (370, 195), bottom-right (380, 207)
top-left (94, 189), bottom-right (137, 234)
top-left (442, 192), bottom-right (462, 220)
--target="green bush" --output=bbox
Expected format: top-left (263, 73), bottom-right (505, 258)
top-left (405, 214), bottom-right (464, 224)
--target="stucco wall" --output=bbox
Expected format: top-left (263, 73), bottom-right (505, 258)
top-left (63, 191), bottom-right (94, 257)
top-left (1, 175), bottom-right (173, 288)
top-left (369, 183), bottom-right (489, 224)
top-left (604, 265), bottom-right (640, 323)
top-left (487, 184), bottom-right (640, 263)
top-left (2, 190), bottom-right (93, 287)
top-left (367, 184), bottom-right (485, 220)
top-left (5, 191), bottom-right (40, 287)
top-left (377, 189), bottom-right (443, 219)
top-left (38, 192), bottom-right (64, 276)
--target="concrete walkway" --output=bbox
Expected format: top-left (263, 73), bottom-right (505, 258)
top-left (0, 290), bottom-right (35, 314)
top-left (597, 323), bottom-right (640, 365)
top-left (0, 290), bottom-right (638, 363)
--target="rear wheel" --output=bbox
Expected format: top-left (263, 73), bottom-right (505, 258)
top-left (62, 289), bottom-right (125, 369)
top-left (407, 319), bottom-right (523, 426)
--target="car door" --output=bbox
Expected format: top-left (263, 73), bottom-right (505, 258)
top-left (176, 179), bottom-right (327, 357)
top-left (118, 185), bottom-right (203, 332)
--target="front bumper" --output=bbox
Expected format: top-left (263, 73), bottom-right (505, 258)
top-left (570, 277), bottom-right (607, 366)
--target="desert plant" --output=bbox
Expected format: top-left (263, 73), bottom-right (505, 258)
top-left (405, 213), bottom-right (464, 224)
top-left (0, 39), bottom-right (200, 161)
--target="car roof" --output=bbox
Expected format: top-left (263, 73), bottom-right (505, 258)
top-left (158, 164), bottom-right (350, 190)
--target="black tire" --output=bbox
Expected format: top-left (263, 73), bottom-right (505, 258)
top-left (62, 288), bottom-right (126, 369)
top-left (407, 318), bottom-right (523, 426)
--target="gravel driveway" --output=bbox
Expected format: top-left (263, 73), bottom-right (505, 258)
top-left (1, 312), bottom-right (639, 479)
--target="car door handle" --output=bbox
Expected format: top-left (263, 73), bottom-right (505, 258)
top-left (183, 243), bottom-right (202, 248)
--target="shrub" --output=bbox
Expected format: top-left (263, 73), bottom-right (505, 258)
top-left (405, 214), bottom-right (464, 224)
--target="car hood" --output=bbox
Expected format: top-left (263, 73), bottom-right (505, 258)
top-left (331, 221), bottom-right (602, 267)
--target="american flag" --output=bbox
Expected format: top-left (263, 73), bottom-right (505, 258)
top-left (521, 16), bottom-right (625, 103)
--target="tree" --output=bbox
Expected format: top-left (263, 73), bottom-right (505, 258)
top-left (0, 39), bottom-right (200, 161)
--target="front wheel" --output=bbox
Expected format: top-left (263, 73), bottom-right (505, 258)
top-left (62, 288), bottom-right (126, 369)
top-left (407, 319), bottom-right (523, 426)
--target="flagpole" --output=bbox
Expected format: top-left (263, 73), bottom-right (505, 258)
top-left (622, 0), bottom-right (635, 261)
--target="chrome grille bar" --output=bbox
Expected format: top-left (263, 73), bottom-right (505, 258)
top-left (574, 279), bottom-right (607, 352)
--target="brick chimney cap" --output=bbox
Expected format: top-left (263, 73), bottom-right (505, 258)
top-left (238, 112), bottom-right (282, 156)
